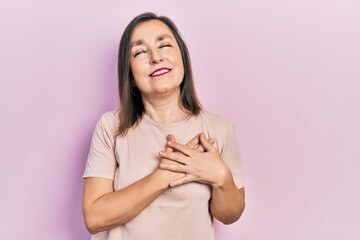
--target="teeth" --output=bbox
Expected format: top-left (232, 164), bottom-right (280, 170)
top-left (152, 69), bottom-right (169, 76)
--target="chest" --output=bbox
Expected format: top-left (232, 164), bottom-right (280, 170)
top-left (112, 121), bottom-right (213, 203)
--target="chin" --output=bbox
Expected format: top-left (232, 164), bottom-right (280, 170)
top-left (156, 86), bottom-right (181, 95)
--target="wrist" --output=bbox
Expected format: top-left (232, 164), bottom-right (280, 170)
top-left (212, 165), bottom-right (232, 189)
top-left (152, 169), bottom-right (171, 190)
top-left (152, 168), bottom-right (185, 190)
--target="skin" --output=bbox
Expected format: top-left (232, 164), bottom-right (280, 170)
top-left (130, 20), bottom-right (186, 123)
top-left (83, 134), bottom-right (211, 234)
top-left (159, 133), bottom-right (245, 224)
top-left (82, 19), bottom-right (245, 234)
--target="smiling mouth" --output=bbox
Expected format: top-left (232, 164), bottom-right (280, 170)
top-left (149, 68), bottom-right (171, 77)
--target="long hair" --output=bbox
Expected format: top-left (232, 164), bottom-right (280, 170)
top-left (116, 12), bottom-right (202, 137)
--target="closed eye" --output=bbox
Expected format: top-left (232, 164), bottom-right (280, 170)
top-left (160, 44), bottom-right (172, 49)
top-left (134, 50), bottom-right (146, 57)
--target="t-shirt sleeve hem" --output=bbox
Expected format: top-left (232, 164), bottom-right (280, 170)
top-left (235, 181), bottom-right (245, 189)
top-left (83, 170), bottom-right (115, 180)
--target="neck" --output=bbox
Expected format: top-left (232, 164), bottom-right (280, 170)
top-left (142, 93), bottom-right (189, 124)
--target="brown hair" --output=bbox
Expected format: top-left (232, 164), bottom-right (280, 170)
top-left (116, 12), bottom-right (202, 137)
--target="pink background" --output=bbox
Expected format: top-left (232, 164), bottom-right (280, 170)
top-left (1, 0), bottom-right (359, 239)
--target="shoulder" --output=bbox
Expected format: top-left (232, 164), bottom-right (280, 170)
top-left (198, 111), bottom-right (238, 154)
top-left (99, 110), bottom-right (119, 123)
top-left (199, 110), bottom-right (234, 130)
top-left (95, 110), bottom-right (119, 134)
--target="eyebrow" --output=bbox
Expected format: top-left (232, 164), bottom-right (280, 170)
top-left (130, 34), bottom-right (173, 48)
top-left (156, 34), bottom-right (172, 42)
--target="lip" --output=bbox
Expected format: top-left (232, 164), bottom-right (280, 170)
top-left (149, 67), bottom-right (171, 77)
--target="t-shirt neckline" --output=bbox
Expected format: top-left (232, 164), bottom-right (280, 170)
top-left (143, 112), bottom-right (195, 128)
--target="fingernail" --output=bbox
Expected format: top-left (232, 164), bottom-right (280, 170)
top-left (168, 141), bottom-right (173, 146)
top-left (159, 151), bottom-right (165, 156)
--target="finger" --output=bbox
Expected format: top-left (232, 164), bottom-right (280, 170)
top-left (185, 133), bottom-right (202, 149)
top-left (170, 175), bottom-right (195, 187)
top-left (200, 133), bottom-right (216, 152)
top-left (194, 143), bottom-right (204, 152)
top-left (165, 134), bottom-right (175, 153)
top-left (168, 140), bottom-right (195, 157)
top-left (159, 163), bottom-right (190, 173)
top-left (193, 137), bottom-right (215, 153)
top-left (159, 151), bottom-right (189, 165)
top-left (167, 134), bottom-right (175, 142)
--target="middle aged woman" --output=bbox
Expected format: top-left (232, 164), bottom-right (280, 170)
top-left (82, 12), bottom-right (245, 240)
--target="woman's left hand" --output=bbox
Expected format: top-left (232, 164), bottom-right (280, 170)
top-left (159, 133), bottom-right (230, 188)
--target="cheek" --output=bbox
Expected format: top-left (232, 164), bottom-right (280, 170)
top-left (177, 58), bottom-right (185, 78)
top-left (176, 53), bottom-right (185, 74)
top-left (130, 62), bottom-right (137, 75)
top-left (130, 62), bottom-right (145, 79)
top-left (178, 65), bottom-right (185, 80)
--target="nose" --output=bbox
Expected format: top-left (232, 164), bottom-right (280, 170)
top-left (149, 49), bottom-right (163, 64)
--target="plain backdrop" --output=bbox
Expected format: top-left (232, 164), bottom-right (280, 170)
top-left (1, 0), bottom-right (359, 239)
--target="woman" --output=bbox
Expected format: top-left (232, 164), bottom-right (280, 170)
top-left (82, 12), bottom-right (245, 240)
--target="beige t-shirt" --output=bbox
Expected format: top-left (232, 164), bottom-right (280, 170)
top-left (84, 110), bottom-right (244, 240)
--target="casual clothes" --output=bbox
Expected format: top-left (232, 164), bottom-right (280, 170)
top-left (83, 110), bottom-right (244, 240)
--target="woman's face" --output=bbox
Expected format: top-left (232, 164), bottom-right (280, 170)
top-left (129, 20), bottom-right (184, 100)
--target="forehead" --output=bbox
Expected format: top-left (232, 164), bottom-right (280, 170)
top-left (130, 20), bottom-right (175, 43)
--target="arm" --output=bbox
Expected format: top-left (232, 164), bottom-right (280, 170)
top-left (82, 168), bottom-right (175, 234)
top-left (159, 133), bottom-right (245, 224)
top-left (209, 171), bottom-right (245, 224)
top-left (82, 134), bottom-right (205, 234)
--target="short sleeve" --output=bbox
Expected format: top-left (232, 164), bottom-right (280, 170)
top-left (83, 112), bottom-right (117, 180)
top-left (221, 124), bottom-right (245, 189)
